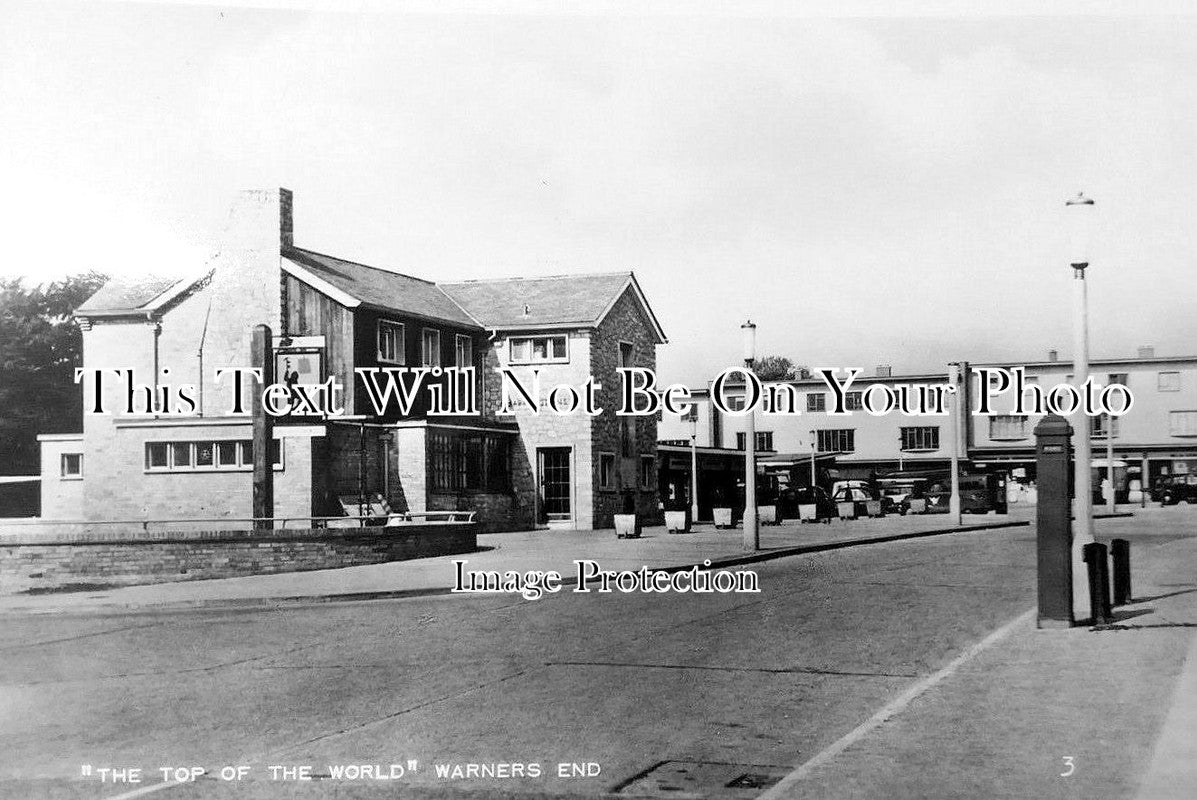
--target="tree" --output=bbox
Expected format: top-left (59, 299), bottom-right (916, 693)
top-left (0, 272), bottom-right (108, 475)
top-left (753, 355), bottom-right (809, 382)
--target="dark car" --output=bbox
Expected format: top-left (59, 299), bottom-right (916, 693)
top-left (1156, 475), bottom-right (1197, 505)
top-left (924, 474), bottom-right (1007, 514)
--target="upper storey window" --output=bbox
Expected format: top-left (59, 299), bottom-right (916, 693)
top-left (377, 320), bottom-right (405, 364)
top-left (510, 335), bottom-right (568, 364)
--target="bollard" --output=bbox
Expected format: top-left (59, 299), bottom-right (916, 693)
top-left (1083, 542), bottom-right (1112, 625)
top-left (1111, 538), bottom-right (1132, 606)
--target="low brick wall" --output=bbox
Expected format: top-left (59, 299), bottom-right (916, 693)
top-left (0, 524), bottom-right (476, 595)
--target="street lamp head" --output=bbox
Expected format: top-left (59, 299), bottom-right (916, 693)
top-left (741, 320), bottom-right (757, 364)
top-left (1065, 191), bottom-right (1096, 269)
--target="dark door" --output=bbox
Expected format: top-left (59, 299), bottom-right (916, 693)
top-left (538, 447), bottom-right (572, 524)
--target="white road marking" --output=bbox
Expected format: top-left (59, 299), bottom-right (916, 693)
top-left (756, 606), bottom-right (1037, 800)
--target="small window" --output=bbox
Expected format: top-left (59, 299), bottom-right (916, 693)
top-left (900, 426), bottom-right (940, 451)
top-left (618, 341), bottom-right (634, 368)
top-left (377, 320), bottom-right (405, 364)
top-left (216, 441), bottom-right (239, 468)
top-left (1170, 411), bottom-right (1197, 437)
top-left (60, 453), bottom-right (82, 479)
top-left (599, 452), bottom-right (616, 491)
top-left (640, 455), bottom-right (654, 489)
top-left (195, 442), bottom-right (215, 468)
top-left (146, 440), bottom-right (282, 472)
top-left (845, 391), bottom-right (864, 411)
top-left (738, 431), bottom-right (773, 451)
top-left (455, 334), bottom-right (473, 368)
top-left (509, 335), bottom-right (568, 364)
top-left (989, 415), bottom-right (1029, 441)
top-left (1159, 371), bottom-right (1181, 392)
top-left (1091, 414), bottom-right (1119, 438)
top-left (815, 429), bottom-right (855, 453)
top-left (1108, 373), bottom-right (1128, 387)
top-left (422, 329), bottom-right (442, 367)
top-left (729, 396), bottom-right (746, 411)
top-left (171, 442), bottom-right (193, 469)
top-left (807, 393), bottom-right (826, 412)
top-left (147, 442), bottom-right (169, 470)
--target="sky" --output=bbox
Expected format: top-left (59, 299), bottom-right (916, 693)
top-left (2, 1), bottom-right (1195, 386)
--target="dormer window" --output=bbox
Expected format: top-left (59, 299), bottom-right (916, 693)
top-left (510, 334), bottom-right (568, 364)
top-left (377, 320), bottom-right (405, 364)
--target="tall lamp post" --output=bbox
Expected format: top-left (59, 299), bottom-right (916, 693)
top-left (742, 320), bottom-right (759, 552)
top-left (689, 412), bottom-right (700, 524)
top-left (947, 362), bottom-right (962, 524)
top-left (808, 429), bottom-right (817, 488)
top-left (1068, 191), bottom-right (1097, 618)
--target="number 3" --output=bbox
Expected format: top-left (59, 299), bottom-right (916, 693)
top-left (1060, 757), bottom-right (1075, 777)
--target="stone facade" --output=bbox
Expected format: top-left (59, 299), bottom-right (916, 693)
top-left (589, 288), bottom-right (662, 527)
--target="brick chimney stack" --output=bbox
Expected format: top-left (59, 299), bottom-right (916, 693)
top-left (280, 187), bottom-right (293, 249)
top-left (1048, 349), bottom-right (1059, 362)
top-left (1138, 345), bottom-right (1155, 359)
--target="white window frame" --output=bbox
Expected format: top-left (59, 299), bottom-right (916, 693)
top-left (1169, 411), bottom-right (1197, 437)
top-left (455, 334), bottom-right (474, 368)
top-left (509, 334), bottom-right (569, 365)
top-left (145, 440), bottom-right (283, 473)
top-left (900, 426), bottom-right (940, 452)
top-left (815, 428), bottom-right (855, 453)
top-left (421, 328), bottom-right (442, 367)
top-left (599, 452), bottom-right (616, 491)
top-left (60, 453), bottom-right (82, 479)
top-left (989, 415), bottom-right (1029, 441)
top-left (1091, 414), bottom-right (1120, 439)
top-left (377, 320), bottom-right (406, 365)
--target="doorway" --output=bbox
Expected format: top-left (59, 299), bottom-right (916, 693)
top-left (537, 447), bottom-right (572, 528)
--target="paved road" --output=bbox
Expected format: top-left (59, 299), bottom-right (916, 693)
top-left (1, 520), bottom-right (1187, 799)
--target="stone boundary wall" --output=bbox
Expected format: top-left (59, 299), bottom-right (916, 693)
top-left (0, 524), bottom-right (476, 595)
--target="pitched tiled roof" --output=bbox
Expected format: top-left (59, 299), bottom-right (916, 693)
top-left (284, 248), bottom-right (480, 328)
top-left (76, 275), bottom-right (182, 313)
top-left (440, 272), bottom-right (642, 329)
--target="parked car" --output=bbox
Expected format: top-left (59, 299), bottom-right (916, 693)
top-left (1155, 475), bottom-right (1197, 505)
top-left (877, 482), bottom-right (921, 515)
top-left (781, 485), bottom-right (835, 522)
top-left (924, 474), bottom-right (1007, 514)
top-left (831, 486), bottom-right (885, 518)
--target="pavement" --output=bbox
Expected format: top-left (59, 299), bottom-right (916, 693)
top-left (0, 509), bottom-right (1030, 615)
top-left (3, 506), bottom-right (1196, 799)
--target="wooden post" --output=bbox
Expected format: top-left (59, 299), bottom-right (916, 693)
top-left (251, 325), bottom-right (274, 530)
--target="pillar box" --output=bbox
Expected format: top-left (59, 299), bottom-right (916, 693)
top-left (1035, 414), bottom-right (1074, 627)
